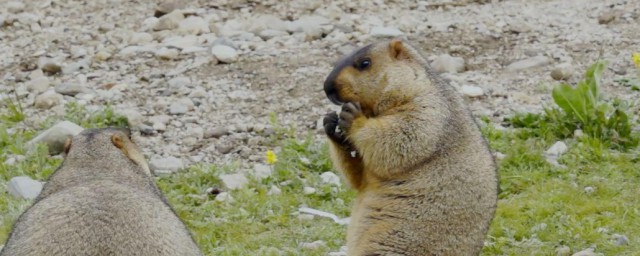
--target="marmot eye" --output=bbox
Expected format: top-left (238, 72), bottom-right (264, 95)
top-left (356, 58), bottom-right (371, 70)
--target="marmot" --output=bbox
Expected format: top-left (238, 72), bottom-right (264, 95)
top-left (323, 39), bottom-right (498, 255)
top-left (0, 128), bottom-right (203, 256)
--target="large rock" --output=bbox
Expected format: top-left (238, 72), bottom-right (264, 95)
top-left (27, 121), bottom-right (84, 155)
top-left (7, 176), bottom-right (44, 200)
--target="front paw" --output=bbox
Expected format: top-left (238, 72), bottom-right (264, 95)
top-left (338, 102), bottom-right (363, 134)
top-left (324, 111), bottom-right (345, 144)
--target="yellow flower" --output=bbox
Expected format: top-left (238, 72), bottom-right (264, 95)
top-left (633, 52), bottom-right (640, 68)
top-left (266, 150), bottom-right (278, 165)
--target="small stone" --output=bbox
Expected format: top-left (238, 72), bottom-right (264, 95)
top-left (613, 234), bottom-right (629, 246)
top-left (220, 173), bottom-right (249, 190)
top-left (299, 240), bottom-right (327, 250)
top-left (303, 186), bottom-right (316, 195)
top-left (584, 186), bottom-right (595, 194)
top-left (216, 144), bottom-right (234, 154)
top-left (156, 48), bottom-right (179, 60)
top-left (163, 35), bottom-right (199, 50)
top-left (155, 1), bottom-right (185, 17)
top-left (546, 141), bottom-right (568, 156)
top-left (461, 85), bottom-right (484, 97)
top-left (506, 56), bottom-right (552, 71)
top-left (288, 15), bottom-right (330, 33)
top-left (555, 245), bottom-right (571, 256)
top-left (54, 83), bottom-right (85, 96)
top-left (41, 62), bottom-right (62, 75)
top-left (247, 14), bottom-right (289, 33)
top-left (598, 11), bottom-right (617, 25)
top-left (169, 102), bottom-right (188, 115)
top-left (370, 26), bottom-right (404, 37)
top-left (431, 54), bottom-right (465, 73)
top-left (204, 127), bottom-right (229, 139)
top-left (129, 32), bottom-right (154, 45)
top-left (571, 248), bottom-right (597, 256)
top-left (507, 20), bottom-right (532, 33)
top-left (551, 63), bottom-right (574, 81)
top-left (149, 156), bottom-right (184, 174)
top-left (7, 176), bottom-right (44, 200)
top-left (215, 192), bottom-right (233, 202)
top-left (178, 16), bottom-right (209, 35)
top-left (27, 77), bottom-right (50, 93)
top-left (253, 164), bottom-right (272, 180)
top-left (574, 129), bottom-right (584, 138)
top-left (7, 1), bottom-right (26, 13)
top-left (34, 90), bottom-right (63, 109)
top-left (94, 51), bottom-right (112, 61)
top-left (153, 10), bottom-right (184, 31)
top-left (258, 29), bottom-right (289, 40)
top-left (320, 172), bottom-right (341, 186)
top-left (168, 76), bottom-right (191, 89)
top-left (115, 108), bottom-right (144, 128)
top-left (267, 185), bottom-right (281, 195)
top-left (27, 121), bottom-right (84, 155)
top-left (211, 45), bottom-right (238, 63)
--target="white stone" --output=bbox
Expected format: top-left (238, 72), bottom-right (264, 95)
top-left (155, 48), bottom-right (179, 60)
top-left (34, 90), bottom-right (63, 109)
top-left (149, 156), bottom-right (184, 174)
top-left (571, 248), bottom-right (597, 256)
top-left (168, 76), bottom-right (191, 89)
top-left (220, 173), bottom-right (249, 190)
top-left (320, 172), bottom-right (341, 186)
top-left (54, 83), bottom-right (85, 96)
top-left (461, 85), bottom-right (484, 97)
top-left (506, 56), bottom-right (552, 71)
top-left (267, 185), bottom-right (281, 195)
top-left (288, 15), bottom-right (330, 33)
top-left (370, 26), bottom-right (404, 37)
top-left (253, 164), bottom-right (272, 180)
top-left (169, 102), bottom-right (188, 115)
top-left (128, 32), bottom-right (154, 45)
top-left (431, 54), bottom-right (465, 73)
top-left (546, 141), bottom-right (568, 156)
top-left (27, 77), bottom-right (50, 93)
top-left (215, 192), bottom-right (233, 202)
top-left (153, 10), bottom-right (184, 31)
top-left (7, 176), bottom-right (44, 200)
top-left (178, 16), bottom-right (210, 35)
top-left (27, 121), bottom-right (84, 155)
top-left (303, 186), bottom-right (316, 195)
top-left (247, 14), bottom-right (289, 33)
top-left (7, 1), bottom-right (26, 13)
top-left (211, 45), bottom-right (238, 63)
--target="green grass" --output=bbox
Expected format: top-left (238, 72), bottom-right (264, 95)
top-left (1, 71), bottom-right (640, 255)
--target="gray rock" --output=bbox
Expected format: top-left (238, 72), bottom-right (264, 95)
top-left (507, 20), bottom-right (532, 33)
top-left (247, 15), bottom-right (289, 33)
top-left (299, 240), bottom-right (327, 250)
top-left (149, 156), bottom-right (184, 175)
top-left (169, 102), bottom-right (188, 115)
top-left (267, 185), bottom-right (282, 195)
top-left (303, 186), bottom-right (316, 195)
top-left (258, 29), bottom-right (289, 40)
top-left (370, 26), bottom-right (404, 37)
top-left (320, 172), bottom-right (341, 186)
top-left (571, 248), bottom-right (597, 256)
top-left (204, 127), bottom-right (229, 138)
top-left (34, 90), bottom-right (63, 109)
top-left (598, 11), bottom-right (617, 25)
top-left (220, 173), bottom-right (249, 190)
top-left (546, 141), bottom-right (568, 156)
top-left (461, 85), bottom-right (484, 97)
top-left (253, 164), bottom-right (272, 180)
top-left (216, 144), bottom-right (234, 154)
top-left (613, 234), bottom-right (629, 246)
top-left (7, 176), bottom-right (44, 200)
top-left (288, 15), bottom-right (330, 33)
top-left (163, 35), bottom-right (199, 50)
top-left (155, 48), bottom-right (179, 60)
top-left (211, 45), bottom-right (238, 63)
top-left (128, 32), bottom-right (154, 45)
top-left (7, 1), bottom-right (26, 13)
top-left (27, 121), bottom-right (84, 155)
top-left (54, 83), bottom-right (85, 96)
top-left (550, 63), bottom-right (574, 81)
top-left (27, 77), bottom-right (50, 93)
top-left (555, 245), bottom-right (571, 256)
top-left (168, 76), bottom-right (191, 89)
top-left (153, 10), bottom-right (184, 31)
top-left (115, 108), bottom-right (143, 128)
top-left (178, 16), bottom-right (210, 35)
top-left (215, 192), bottom-right (233, 202)
top-left (431, 54), bottom-right (465, 73)
top-left (506, 56), bottom-right (552, 71)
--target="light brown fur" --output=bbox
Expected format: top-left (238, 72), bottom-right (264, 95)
top-left (323, 39), bottom-right (498, 255)
top-left (0, 128), bottom-right (203, 256)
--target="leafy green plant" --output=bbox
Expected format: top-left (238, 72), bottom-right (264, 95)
top-left (63, 102), bottom-right (128, 128)
top-left (0, 97), bottom-right (25, 123)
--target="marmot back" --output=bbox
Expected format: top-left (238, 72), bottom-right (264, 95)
top-left (323, 39), bottom-right (498, 255)
top-left (0, 128), bottom-right (203, 256)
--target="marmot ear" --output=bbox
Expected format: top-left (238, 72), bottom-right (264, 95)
top-left (389, 39), bottom-right (409, 60)
top-left (112, 134), bottom-right (129, 157)
top-left (63, 137), bottom-right (72, 155)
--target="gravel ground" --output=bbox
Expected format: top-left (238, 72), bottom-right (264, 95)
top-left (1, 0), bottom-right (639, 173)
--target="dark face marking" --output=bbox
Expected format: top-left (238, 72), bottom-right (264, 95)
top-left (324, 44), bottom-right (373, 105)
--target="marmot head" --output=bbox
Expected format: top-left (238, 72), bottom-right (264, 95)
top-left (324, 39), bottom-right (430, 116)
top-left (62, 127), bottom-right (151, 176)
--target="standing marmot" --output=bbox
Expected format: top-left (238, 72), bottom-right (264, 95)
top-left (0, 128), bottom-right (203, 256)
top-left (323, 39), bottom-right (498, 255)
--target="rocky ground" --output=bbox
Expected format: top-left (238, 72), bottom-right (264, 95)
top-left (1, 0), bottom-right (639, 174)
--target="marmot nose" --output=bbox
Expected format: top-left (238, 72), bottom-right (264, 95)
top-left (324, 80), bottom-right (343, 105)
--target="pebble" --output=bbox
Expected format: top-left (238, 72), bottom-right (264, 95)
top-left (163, 36), bottom-right (198, 49)
top-left (550, 63), bottom-right (574, 81)
top-left (156, 48), bottom-right (180, 60)
top-left (54, 83), bottom-right (85, 96)
top-left (612, 234), bottom-right (629, 246)
top-left (41, 62), bottom-right (62, 75)
top-left (153, 10), bottom-right (184, 31)
top-left (598, 11), bottom-right (617, 25)
top-left (7, 176), bottom-right (44, 200)
top-left (178, 16), bottom-right (210, 35)
top-left (253, 164), bottom-right (272, 180)
top-left (303, 186), bottom-right (316, 195)
top-left (247, 15), bottom-right (289, 33)
top-left (215, 192), bottom-right (233, 202)
top-left (27, 77), bottom-right (50, 93)
top-left (288, 15), bottom-right (330, 33)
top-left (27, 121), bottom-right (84, 155)
top-left (34, 90), bottom-right (64, 109)
top-left (299, 240), bottom-right (327, 250)
top-left (571, 248), bottom-right (597, 256)
top-left (506, 56), bottom-right (552, 71)
top-left (431, 54), bottom-right (465, 73)
top-left (211, 45), bottom-right (239, 63)
top-left (149, 156), bottom-right (184, 175)
top-left (258, 29), bottom-right (289, 40)
top-left (370, 26), bottom-right (404, 37)
top-left (128, 32), bottom-right (154, 45)
top-left (220, 173), bottom-right (249, 190)
top-left (168, 76), bottom-right (191, 89)
top-left (204, 127), bottom-right (229, 139)
top-left (267, 185), bottom-right (282, 195)
top-left (461, 85), bottom-right (484, 97)
top-left (6, 1), bottom-right (26, 13)
top-left (584, 186), bottom-right (595, 194)
top-left (169, 102), bottom-right (189, 115)
top-left (320, 172), bottom-right (341, 186)
top-left (546, 141), bottom-right (568, 156)
top-left (555, 245), bottom-right (571, 256)
top-left (155, 1), bottom-right (185, 17)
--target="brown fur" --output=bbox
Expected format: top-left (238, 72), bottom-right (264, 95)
top-left (323, 39), bottom-right (498, 256)
top-left (0, 128), bottom-right (203, 256)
